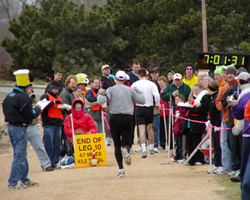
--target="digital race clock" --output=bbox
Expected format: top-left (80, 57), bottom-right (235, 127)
top-left (197, 52), bottom-right (250, 71)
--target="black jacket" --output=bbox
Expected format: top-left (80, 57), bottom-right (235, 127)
top-left (100, 76), bottom-right (115, 90)
top-left (182, 93), bottom-right (210, 134)
top-left (209, 91), bottom-right (221, 127)
top-left (3, 87), bottom-right (41, 124)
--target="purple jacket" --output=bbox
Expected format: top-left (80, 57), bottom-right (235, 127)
top-left (231, 92), bottom-right (250, 136)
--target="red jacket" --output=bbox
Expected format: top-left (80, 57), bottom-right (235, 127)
top-left (160, 91), bottom-right (169, 117)
top-left (173, 106), bottom-right (186, 136)
top-left (64, 99), bottom-right (97, 143)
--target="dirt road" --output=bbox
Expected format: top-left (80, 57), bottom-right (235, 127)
top-left (0, 90), bottom-right (226, 200)
top-left (0, 142), bottom-right (226, 200)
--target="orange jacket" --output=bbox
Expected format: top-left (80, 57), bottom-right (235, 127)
top-left (215, 79), bottom-right (237, 123)
top-left (245, 99), bottom-right (250, 121)
top-left (89, 89), bottom-right (101, 111)
top-left (47, 93), bottom-right (63, 120)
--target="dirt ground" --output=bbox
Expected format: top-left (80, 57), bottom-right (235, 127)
top-left (0, 91), bottom-right (226, 200)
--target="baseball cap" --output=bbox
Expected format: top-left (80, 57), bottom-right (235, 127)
top-left (235, 72), bottom-right (250, 81)
top-left (173, 73), bottom-right (182, 80)
top-left (101, 65), bottom-right (110, 70)
top-left (115, 70), bottom-right (126, 81)
top-left (151, 68), bottom-right (158, 73)
top-left (167, 70), bottom-right (175, 75)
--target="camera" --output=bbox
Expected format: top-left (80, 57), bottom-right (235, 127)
top-left (229, 91), bottom-right (238, 102)
top-left (29, 93), bottom-right (36, 99)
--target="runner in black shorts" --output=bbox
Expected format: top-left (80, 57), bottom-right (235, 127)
top-left (131, 69), bottom-right (160, 158)
top-left (136, 106), bottom-right (154, 125)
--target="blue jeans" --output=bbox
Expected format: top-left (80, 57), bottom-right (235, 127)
top-left (241, 137), bottom-right (250, 199)
top-left (43, 125), bottom-right (62, 167)
top-left (27, 125), bottom-right (51, 169)
top-left (8, 124), bottom-right (30, 186)
top-left (220, 121), bottom-right (232, 171)
top-left (94, 121), bottom-right (103, 133)
top-left (153, 114), bottom-right (160, 148)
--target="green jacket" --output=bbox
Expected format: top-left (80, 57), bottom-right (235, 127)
top-left (160, 82), bottom-right (191, 111)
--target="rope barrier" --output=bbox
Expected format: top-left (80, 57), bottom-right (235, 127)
top-left (101, 105), bottom-right (232, 131)
top-left (158, 105), bottom-right (232, 130)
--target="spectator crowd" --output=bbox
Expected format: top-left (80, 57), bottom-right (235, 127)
top-left (2, 61), bottom-right (250, 199)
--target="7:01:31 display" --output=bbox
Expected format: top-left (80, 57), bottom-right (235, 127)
top-left (203, 54), bottom-right (246, 66)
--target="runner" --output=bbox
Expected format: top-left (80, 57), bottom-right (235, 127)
top-left (97, 70), bottom-right (145, 177)
top-left (131, 68), bottom-right (160, 158)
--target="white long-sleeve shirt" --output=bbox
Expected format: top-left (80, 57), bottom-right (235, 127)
top-left (131, 79), bottom-right (160, 107)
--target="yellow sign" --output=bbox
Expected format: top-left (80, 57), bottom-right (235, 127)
top-left (74, 133), bottom-right (107, 168)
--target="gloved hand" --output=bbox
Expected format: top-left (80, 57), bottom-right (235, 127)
top-left (214, 126), bottom-right (221, 132)
top-left (175, 111), bottom-right (180, 119)
top-left (232, 126), bottom-right (241, 136)
top-left (205, 120), bottom-right (211, 127)
top-left (54, 100), bottom-right (61, 104)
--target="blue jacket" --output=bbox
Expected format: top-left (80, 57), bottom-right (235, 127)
top-left (231, 92), bottom-right (250, 136)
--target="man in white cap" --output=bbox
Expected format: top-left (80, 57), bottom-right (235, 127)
top-left (98, 70), bottom-right (145, 177)
top-left (161, 73), bottom-right (191, 111)
top-left (161, 73), bottom-right (191, 153)
top-left (2, 69), bottom-right (41, 190)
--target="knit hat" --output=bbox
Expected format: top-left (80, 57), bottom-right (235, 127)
top-left (185, 63), bottom-right (194, 71)
top-left (226, 65), bottom-right (237, 75)
top-left (236, 67), bottom-right (248, 76)
top-left (214, 66), bottom-right (223, 77)
top-left (50, 80), bottom-right (62, 90)
top-left (208, 81), bottom-right (219, 92)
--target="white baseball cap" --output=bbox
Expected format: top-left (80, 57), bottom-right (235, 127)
top-left (173, 73), bottom-right (182, 80)
top-left (115, 70), bottom-right (126, 81)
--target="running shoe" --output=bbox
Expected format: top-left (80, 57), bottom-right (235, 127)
top-left (150, 149), bottom-right (155, 155)
top-left (7, 183), bottom-right (28, 191)
top-left (141, 151), bottom-right (147, 158)
top-left (207, 167), bottom-right (219, 174)
top-left (22, 180), bottom-right (39, 187)
top-left (121, 148), bottom-right (131, 165)
top-left (135, 146), bottom-right (142, 152)
top-left (117, 169), bottom-right (125, 178)
top-left (153, 148), bottom-right (159, 153)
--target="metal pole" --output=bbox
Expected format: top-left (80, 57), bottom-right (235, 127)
top-left (162, 104), bottom-right (170, 163)
top-left (201, 0), bottom-right (208, 52)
